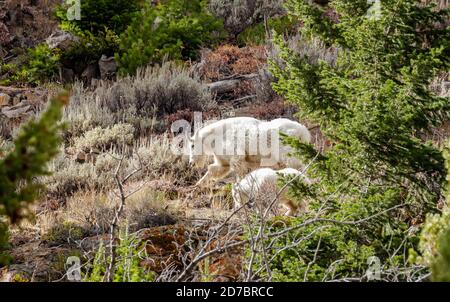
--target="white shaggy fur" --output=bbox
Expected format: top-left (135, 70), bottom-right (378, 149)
top-left (232, 168), bottom-right (310, 216)
top-left (189, 117), bottom-right (311, 187)
top-left (263, 118), bottom-right (311, 169)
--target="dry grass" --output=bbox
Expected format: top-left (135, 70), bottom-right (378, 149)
top-left (422, 0), bottom-right (450, 10)
top-left (43, 134), bottom-right (196, 202)
top-left (44, 155), bottom-right (105, 199)
top-left (37, 186), bottom-right (178, 246)
top-left (0, 135), bottom-right (12, 157)
top-left (73, 123), bottom-right (135, 153)
top-left (246, 99), bottom-right (297, 120)
top-left (196, 45), bottom-right (267, 82)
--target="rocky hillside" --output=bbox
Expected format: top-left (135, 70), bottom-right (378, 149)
top-left (1, 0), bottom-right (59, 57)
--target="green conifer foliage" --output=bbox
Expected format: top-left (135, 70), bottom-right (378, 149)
top-left (116, 0), bottom-right (225, 75)
top-left (56, 0), bottom-right (141, 35)
top-left (0, 93), bottom-right (67, 265)
top-left (265, 0), bottom-right (450, 280)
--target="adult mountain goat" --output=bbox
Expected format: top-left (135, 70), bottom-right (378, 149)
top-left (232, 168), bottom-right (310, 216)
top-left (188, 117), bottom-right (311, 187)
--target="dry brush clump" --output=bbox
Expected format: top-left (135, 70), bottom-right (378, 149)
top-left (163, 108), bottom-right (220, 129)
top-left (38, 187), bottom-right (178, 246)
top-left (72, 123), bottom-right (135, 153)
top-left (64, 62), bottom-right (216, 139)
top-left (246, 99), bottom-right (297, 120)
top-left (195, 45), bottom-right (272, 101)
top-left (196, 45), bottom-right (267, 82)
top-left (43, 154), bottom-right (110, 200)
top-left (37, 135), bottom-right (191, 246)
top-left (209, 0), bottom-right (286, 36)
top-left (42, 135), bottom-right (196, 201)
top-left (133, 136), bottom-right (197, 185)
top-left (268, 33), bottom-right (339, 69)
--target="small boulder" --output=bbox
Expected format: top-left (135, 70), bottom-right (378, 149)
top-left (60, 67), bottom-right (75, 84)
top-left (0, 93), bottom-right (11, 107)
top-left (46, 30), bottom-right (78, 51)
top-left (81, 64), bottom-right (99, 84)
top-left (75, 151), bottom-right (97, 164)
top-left (98, 55), bottom-right (117, 80)
top-left (1, 104), bottom-right (31, 118)
top-left (75, 151), bottom-right (87, 163)
top-left (0, 22), bottom-right (12, 45)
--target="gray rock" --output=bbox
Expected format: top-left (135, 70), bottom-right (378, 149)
top-left (98, 55), bottom-right (117, 80)
top-left (60, 67), bottom-right (75, 84)
top-left (1, 99), bottom-right (31, 116)
top-left (46, 30), bottom-right (78, 51)
top-left (0, 22), bottom-right (12, 45)
top-left (12, 95), bottom-right (23, 106)
top-left (2, 104), bottom-right (31, 118)
top-left (441, 81), bottom-right (450, 97)
top-left (81, 64), bottom-right (99, 84)
top-left (75, 151), bottom-right (97, 164)
top-left (0, 93), bottom-right (11, 107)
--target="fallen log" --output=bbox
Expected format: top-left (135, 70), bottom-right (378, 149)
top-left (0, 86), bottom-right (33, 95)
top-left (206, 73), bottom-right (258, 95)
top-left (207, 79), bottom-right (240, 95)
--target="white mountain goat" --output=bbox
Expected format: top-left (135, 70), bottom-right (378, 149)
top-left (232, 168), bottom-right (311, 216)
top-left (188, 117), bottom-right (311, 187)
top-left (262, 118), bottom-right (311, 169)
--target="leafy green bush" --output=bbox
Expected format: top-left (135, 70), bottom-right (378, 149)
top-left (26, 44), bottom-right (61, 84)
top-left (55, 0), bottom-right (141, 35)
top-left (61, 29), bottom-right (120, 72)
top-left (432, 224), bottom-right (450, 281)
top-left (54, 0), bottom-right (138, 78)
top-left (116, 0), bottom-right (225, 75)
top-left (0, 62), bottom-right (20, 86)
top-left (261, 0), bottom-right (450, 281)
top-left (0, 93), bottom-right (66, 265)
top-left (84, 229), bottom-right (155, 282)
top-left (0, 44), bottom-right (60, 85)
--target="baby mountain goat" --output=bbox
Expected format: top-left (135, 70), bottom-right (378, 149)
top-left (188, 117), bottom-right (311, 187)
top-left (232, 168), bottom-right (311, 216)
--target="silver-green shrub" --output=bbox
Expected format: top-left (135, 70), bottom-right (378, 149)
top-left (209, 0), bottom-right (285, 35)
top-left (64, 62), bottom-right (215, 139)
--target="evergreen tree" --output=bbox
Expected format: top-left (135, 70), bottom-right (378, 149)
top-left (266, 0), bottom-right (450, 280)
top-left (418, 143), bottom-right (450, 282)
top-left (116, 0), bottom-right (225, 75)
top-left (56, 0), bottom-right (141, 35)
top-left (0, 93), bottom-right (67, 265)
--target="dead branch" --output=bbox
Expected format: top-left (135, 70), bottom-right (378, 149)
top-left (104, 153), bottom-right (143, 282)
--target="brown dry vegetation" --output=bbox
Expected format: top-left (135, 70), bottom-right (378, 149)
top-left (194, 45), bottom-right (269, 101)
